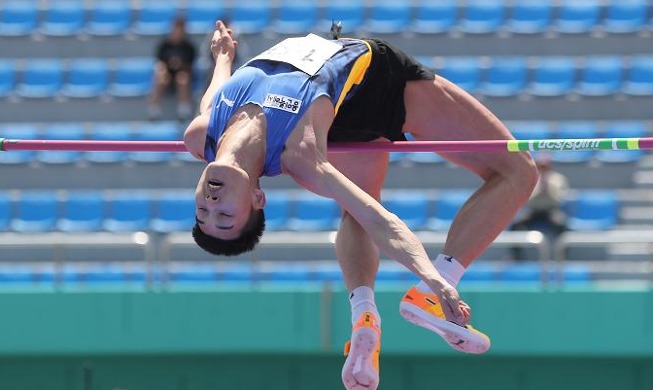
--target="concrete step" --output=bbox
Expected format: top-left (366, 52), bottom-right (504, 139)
top-left (634, 170), bottom-right (653, 187)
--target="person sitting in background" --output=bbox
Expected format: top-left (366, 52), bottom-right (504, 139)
top-left (149, 17), bottom-right (197, 121)
top-left (511, 154), bottom-right (569, 260)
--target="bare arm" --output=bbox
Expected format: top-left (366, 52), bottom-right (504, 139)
top-left (184, 21), bottom-right (237, 161)
top-left (199, 20), bottom-right (238, 115)
top-left (284, 139), bottom-right (467, 324)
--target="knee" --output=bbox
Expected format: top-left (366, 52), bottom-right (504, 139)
top-left (175, 71), bottom-right (191, 87)
top-left (154, 69), bottom-right (169, 85)
top-left (488, 153), bottom-right (538, 202)
top-left (509, 153), bottom-right (539, 200)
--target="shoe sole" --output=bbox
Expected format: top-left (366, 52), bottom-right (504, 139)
top-left (399, 301), bottom-right (490, 354)
top-left (342, 327), bottom-right (380, 390)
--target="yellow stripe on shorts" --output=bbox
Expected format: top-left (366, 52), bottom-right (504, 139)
top-left (333, 40), bottom-right (373, 115)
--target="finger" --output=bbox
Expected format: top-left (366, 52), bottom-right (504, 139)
top-left (460, 305), bottom-right (470, 320)
top-left (450, 298), bottom-right (467, 324)
top-left (459, 301), bottom-right (471, 320)
top-left (217, 21), bottom-right (228, 34)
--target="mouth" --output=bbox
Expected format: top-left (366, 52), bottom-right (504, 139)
top-left (207, 180), bottom-right (223, 190)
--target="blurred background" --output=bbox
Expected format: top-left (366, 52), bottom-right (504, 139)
top-left (0, 0), bottom-right (652, 389)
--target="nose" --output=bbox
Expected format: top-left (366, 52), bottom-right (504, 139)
top-left (206, 195), bottom-right (220, 202)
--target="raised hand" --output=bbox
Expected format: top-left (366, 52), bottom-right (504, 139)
top-left (211, 20), bottom-right (238, 62)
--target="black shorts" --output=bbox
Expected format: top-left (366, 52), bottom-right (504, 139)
top-left (328, 39), bottom-right (436, 143)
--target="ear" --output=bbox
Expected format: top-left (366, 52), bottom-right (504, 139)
top-left (252, 188), bottom-right (266, 209)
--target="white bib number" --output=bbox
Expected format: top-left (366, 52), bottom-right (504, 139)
top-left (263, 93), bottom-right (302, 114)
top-left (243, 33), bottom-right (342, 76)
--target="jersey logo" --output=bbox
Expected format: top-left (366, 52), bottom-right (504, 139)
top-left (263, 93), bottom-right (302, 114)
top-left (218, 92), bottom-right (234, 107)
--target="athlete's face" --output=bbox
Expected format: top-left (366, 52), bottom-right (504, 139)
top-left (194, 163), bottom-right (260, 239)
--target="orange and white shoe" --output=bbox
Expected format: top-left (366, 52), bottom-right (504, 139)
top-left (342, 312), bottom-right (381, 390)
top-left (399, 286), bottom-right (491, 354)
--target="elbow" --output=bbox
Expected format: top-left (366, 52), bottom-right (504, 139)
top-left (183, 117), bottom-right (208, 161)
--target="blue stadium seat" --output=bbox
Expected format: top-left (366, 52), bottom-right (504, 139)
top-left (405, 152), bottom-right (446, 164)
top-left (364, 1), bottom-right (411, 34)
top-left (171, 264), bottom-right (218, 283)
top-left (376, 264), bottom-right (415, 283)
top-left (458, 0), bottom-right (505, 34)
top-left (273, 1), bottom-right (318, 35)
top-left (35, 123), bottom-right (85, 164)
top-left (479, 57), bottom-right (528, 97)
top-left (410, 0), bottom-right (457, 34)
top-left (40, 1), bottom-right (85, 36)
top-left (550, 121), bottom-right (599, 163)
top-left (528, 57), bottom-right (577, 97)
top-left (15, 59), bottom-right (63, 99)
top-left (287, 195), bottom-right (339, 231)
top-left (150, 193), bottom-right (195, 233)
top-left (505, 1), bottom-right (553, 34)
top-left (82, 264), bottom-right (128, 283)
top-left (388, 152), bottom-right (408, 164)
top-left (502, 262), bottom-right (588, 284)
top-left (257, 264), bottom-right (311, 283)
top-left (438, 57), bottom-right (482, 93)
top-left (554, 1), bottom-right (601, 34)
top-left (0, 266), bottom-right (35, 284)
top-left (128, 121), bottom-right (180, 163)
top-left (264, 193), bottom-right (291, 231)
top-left (561, 264), bottom-right (591, 283)
top-left (83, 122), bottom-right (133, 163)
top-left (103, 193), bottom-right (152, 232)
top-left (0, 123), bottom-right (39, 164)
top-left (460, 262), bottom-right (498, 283)
top-left (415, 56), bottom-right (436, 72)
top-left (319, 1), bottom-right (365, 34)
top-left (311, 263), bottom-right (343, 282)
top-left (0, 193), bottom-right (11, 231)
top-left (108, 58), bottom-right (154, 97)
top-left (576, 56), bottom-right (623, 96)
top-left (0, 2), bottom-right (38, 36)
top-left (566, 190), bottom-right (619, 231)
top-left (231, 1), bottom-right (271, 34)
top-left (185, 1), bottom-right (225, 35)
top-left (500, 262), bottom-right (541, 283)
top-left (603, 1), bottom-right (648, 34)
top-left (0, 60), bottom-right (15, 98)
top-left (218, 263), bottom-right (253, 282)
top-left (623, 55), bottom-right (653, 96)
top-left (61, 59), bottom-right (109, 98)
top-left (86, 1), bottom-right (132, 36)
top-left (508, 120), bottom-right (553, 141)
top-left (57, 191), bottom-right (104, 232)
top-left (427, 190), bottom-right (471, 231)
top-left (132, 1), bottom-right (177, 36)
top-left (383, 193), bottom-right (429, 230)
top-left (596, 121), bottom-right (647, 163)
top-left (10, 193), bottom-right (59, 232)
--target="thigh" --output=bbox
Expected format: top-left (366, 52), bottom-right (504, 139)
top-left (327, 145), bottom-right (389, 201)
top-left (404, 78), bottom-right (534, 180)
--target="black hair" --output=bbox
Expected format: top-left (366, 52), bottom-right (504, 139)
top-left (192, 208), bottom-right (265, 256)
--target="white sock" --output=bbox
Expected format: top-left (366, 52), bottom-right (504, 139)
top-left (417, 253), bottom-right (466, 291)
top-left (349, 286), bottom-right (381, 325)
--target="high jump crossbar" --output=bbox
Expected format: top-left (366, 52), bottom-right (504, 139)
top-left (2, 137), bottom-right (653, 153)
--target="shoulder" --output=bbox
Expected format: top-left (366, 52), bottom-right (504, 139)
top-left (183, 115), bottom-right (210, 161)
